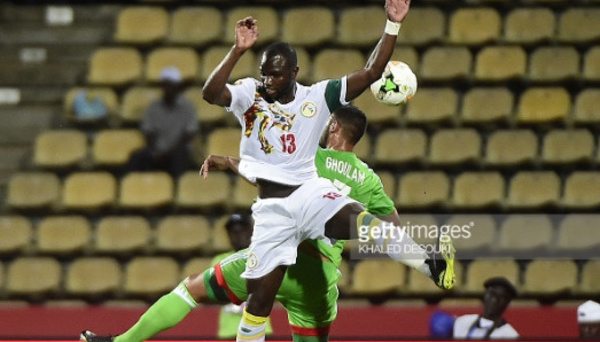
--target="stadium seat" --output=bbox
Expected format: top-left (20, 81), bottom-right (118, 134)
top-left (419, 47), bottom-right (472, 82)
top-left (496, 214), bottom-right (554, 253)
top-left (541, 129), bottom-right (594, 165)
top-left (232, 179), bottom-right (257, 209)
top-left (485, 129), bottom-right (538, 167)
top-left (374, 129), bottom-right (427, 165)
top-left (119, 172), bottom-right (174, 210)
top-left (124, 257), bottom-right (180, 297)
top-left (396, 171), bottom-right (450, 208)
top-left (463, 259), bottom-right (520, 295)
top-left (114, 7), bottom-right (168, 45)
top-left (7, 172), bottom-right (61, 211)
top-left (577, 260), bottom-right (600, 295)
top-left (65, 257), bottom-right (122, 297)
top-left (33, 130), bottom-right (87, 169)
top-left (145, 47), bottom-right (199, 83)
top-left (63, 87), bottom-right (118, 123)
top-left (351, 91), bottom-right (402, 126)
top-left (224, 7), bottom-right (279, 46)
top-left (175, 171), bottom-right (231, 210)
top-left (573, 89), bottom-right (600, 124)
top-left (337, 6), bottom-right (385, 47)
top-left (155, 215), bottom-right (212, 255)
top-left (378, 171), bottom-right (397, 200)
top-left (448, 8), bottom-right (501, 45)
top-left (36, 216), bottom-right (91, 255)
top-left (120, 86), bottom-right (161, 124)
top-left (200, 46), bottom-right (256, 83)
top-left (516, 87), bottom-right (571, 125)
top-left (583, 47), bottom-right (600, 82)
top-left (6, 257), bottom-right (61, 298)
top-left (562, 172), bottom-right (600, 209)
top-left (451, 172), bottom-right (505, 209)
top-left (504, 8), bottom-right (555, 44)
top-left (558, 8), bottom-right (600, 43)
top-left (397, 7), bottom-right (445, 46)
top-left (523, 260), bottom-right (577, 295)
top-left (445, 214), bottom-right (497, 253)
top-left (351, 259), bottom-right (405, 296)
top-left (0, 262), bottom-right (4, 292)
top-left (282, 7), bottom-right (334, 47)
top-left (461, 87), bottom-right (513, 125)
top-left (206, 127), bottom-right (241, 157)
top-left (390, 47), bottom-right (419, 73)
top-left (62, 172), bottom-right (117, 211)
top-left (405, 88), bottom-right (458, 125)
top-left (210, 216), bottom-right (234, 254)
top-left (87, 48), bottom-right (143, 86)
top-left (312, 49), bottom-right (365, 81)
top-left (528, 47), bottom-right (580, 82)
top-left (294, 47), bottom-right (312, 84)
top-left (0, 216), bottom-right (32, 255)
top-left (95, 216), bottom-right (151, 255)
top-left (429, 129), bottom-right (481, 166)
top-left (555, 214), bottom-right (600, 252)
top-left (92, 129), bottom-right (145, 167)
top-left (507, 172), bottom-right (561, 209)
top-left (474, 46), bottom-right (527, 81)
top-left (168, 7), bottom-right (222, 46)
top-left (181, 257), bottom-right (214, 279)
top-left (354, 132), bottom-right (372, 162)
top-left (183, 87), bottom-right (228, 124)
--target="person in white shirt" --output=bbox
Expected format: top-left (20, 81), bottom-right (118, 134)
top-left (578, 300), bottom-right (600, 339)
top-left (453, 277), bottom-right (519, 340)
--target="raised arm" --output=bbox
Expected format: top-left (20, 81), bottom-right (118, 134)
top-left (201, 154), bottom-right (256, 186)
top-left (202, 17), bottom-right (259, 107)
top-left (345, 0), bottom-right (411, 102)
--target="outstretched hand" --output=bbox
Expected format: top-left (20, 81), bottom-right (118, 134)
top-left (235, 16), bottom-right (259, 51)
top-left (199, 155), bottom-right (229, 179)
top-left (385, 0), bottom-right (411, 23)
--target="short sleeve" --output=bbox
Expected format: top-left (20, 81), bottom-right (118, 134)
top-left (324, 76), bottom-right (349, 113)
top-left (225, 78), bottom-right (257, 118)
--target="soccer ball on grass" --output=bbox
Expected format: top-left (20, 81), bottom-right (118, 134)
top-left (370, 61), bottom-right (417, 106)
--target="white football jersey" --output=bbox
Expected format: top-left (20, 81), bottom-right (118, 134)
top-left (226, 77), bottom-right (349, 185)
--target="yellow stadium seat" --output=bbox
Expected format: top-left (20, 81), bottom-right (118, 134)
top-left (396, 171), bottom-right (450, 208)
top-left (6, 257), bottom-right (61, 298)
top-left (145, 47), bottom-right (199, 83)
top-left (119, 172), bottom-right (174, 210)
top-left (155, 215), bottom-right (212, 255)
top-left (294, 47), bottom-right (312, 84)
top-left (282, 7), bottom-right (334, 47)
top-left (523, 260), bottom-right (577, 296)
top-left (463, 259), bottom-right (519, 295)
top-left (337, 6), bottom-right (385, 47)
top-left (200, 46), bottom-right (256, 83)
top-left (429, 129), bottom-right (481, 166)
top-left (573, 89), bottom-right (600, 124)
top-left (577, 260), bottom-right (600, 295)
top-left (232, 179), bottom-right (257, 209)
top-left (351, 259), bottom-right (405, 296)
top-left (63, 87), bottom-right (118, 123)
top-left (445, 215), bottom-right (497, 253)
top-left (175, 171), bottom-right (231, 210)
top-left (405, 88), bottom-right (458, 125)
top-left (397, 7), bottom-right (445, 46)
top-left (224, 7), bottom-right (279, 46)
top-left (516, 87), bottom-right (571, 124)
top-left (0, 216), bottom-right (32, 255)
top-left (507, 172), bottom-right (561, 209)
top-left (485, 129), bottom-right (538, 166)
top-left (562, 172), bottom-right (600, 209)
top-left (33, 130), bottom-right (87, 169)
top-left (66, 257), bottom-right (122, 297)
top-left (354, 132), bottom-right (372, 162)
top-left (541, 129), bottom-right (594, 164)
top-left (120, 86), bottom-right (161, 124)
top-left (124, 257), bottom-right (180, 297)
top-left (36, 216), bottom-right (91, 255)
top-left (461, 87), bottom-right (513, 125)
top-left (169, 7), bottom-right (222, 46)
top-left (114, 7), bottom-right (168, 45)
top-left (555, 214), bottom-right (600, 252)
top-left (312, 49), bottom-right (365, 81)
top-left (94, 216), bottom-right (150, 256)
top-left (7, 172), bottom-right (61, 211)
top-left (206, 127), bottom-right (241, 157)
top-left (92, 129), bottom-right (145, 167)
top-left (475, 46), bottom-right (527, 81)
top-left (529, 47), bottom-right (580, 82)
top-left (496, 214), bottom-right (554, 252)
top-left (378, 171), bottom-right (397, 200)
top-left (210, 215), bottom-right (234, 254)
top-left (390, 47), bottom-right (420, 73)
top-left (583, 47), bottom-right (600, 82)
top-left (558, 8), bottom-right (600, 43)
top-left (449, 8), bottom-right (501, 45)
top-left (504, 8), bottom-right (555, 44)
top-left (420, 47), bottom-right (472, 81)
top-left (87, 48), bottom-right (143, 86)
top-left (183, 87), bottom-right (228, 125)
top-left (181, 257), bottom-right (214, 279)
top-left (351, 91), bottom-right (402, 126)
top-left (452, 172), bottom-right (504, 209)
top-left (62, 172), bottom-right (117, 211)
top-left (374, 129), bottom-right (427, 165)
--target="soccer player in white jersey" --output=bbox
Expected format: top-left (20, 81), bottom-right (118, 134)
top-left (202, 1), bottom-right (454, 341)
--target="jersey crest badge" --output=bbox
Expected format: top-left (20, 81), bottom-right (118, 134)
top-left (301, 101), bottom-right (317, 118)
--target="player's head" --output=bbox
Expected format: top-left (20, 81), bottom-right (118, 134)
top-left (482, 277), bottom-right (517, 320)
top-left (320, 105), bottom-right (368, 148)
top-left (259, 42), bottom-right (299, 102)
top-left (225, 213), bottom-right (253, 251)
top-left (578, 300), bottom-right (600, 339)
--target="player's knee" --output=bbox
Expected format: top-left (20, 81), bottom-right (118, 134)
top-left (183, 273), bottom-right (210, 304)
top-left (325, 202), bottom-right (364, 239)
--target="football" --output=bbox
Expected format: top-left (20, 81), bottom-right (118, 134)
top-left (370, 61), bottom-right (418, 106)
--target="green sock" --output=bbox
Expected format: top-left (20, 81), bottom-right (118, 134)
top-left (292, 334), bottom-right (329, 342)
top-left (115, 283), bottom-right (198, 342)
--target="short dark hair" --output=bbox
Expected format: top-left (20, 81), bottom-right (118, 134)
top-left (225, 213), bottom-right (252, 231)
top-left (484, 277), bottom-right (518, 299)
top-left (332, 105), bottom-right (368, 146)
top-left (262, 42), bottom-right (298, 69)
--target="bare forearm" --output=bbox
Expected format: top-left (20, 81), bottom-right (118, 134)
top-left (202, 46), bottom-right (245, 106)
top-left (225, 156), bottom-right (256, 186)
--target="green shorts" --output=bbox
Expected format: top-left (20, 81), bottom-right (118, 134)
top-left (203, 248), bottom-right (340, 335)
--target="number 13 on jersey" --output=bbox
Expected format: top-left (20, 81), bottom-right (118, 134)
top-left (280, 133), bottom-right (296, 154)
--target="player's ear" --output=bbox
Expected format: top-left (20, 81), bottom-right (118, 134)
top-left (291, 66), bottom-right (299, 79)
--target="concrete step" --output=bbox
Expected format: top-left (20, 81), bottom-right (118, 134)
top-left (0, 146), bottom-right (30, 171)
top-left (0, 105), bottom-right (58, 145)
top-left (0, 45), bottom-right (96, 63)
top-left (0, 61), bottom-right (86, 86)
top-left (18, 87), bottom-right (69, 105)
top-left (0, 3), bottom-right (121, 24)
top-left (1, 24), bottom-right (113, 46)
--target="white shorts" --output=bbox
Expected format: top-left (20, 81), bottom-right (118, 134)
top-left (241, 177), bottom-right (356, 279)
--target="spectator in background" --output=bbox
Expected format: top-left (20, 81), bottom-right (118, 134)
top-left (453, 277), bottom-right (519, 340)
top-left (126, 66), bottom-right (198, 179)
top-left (578, 300), bottom-right (600, 339)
